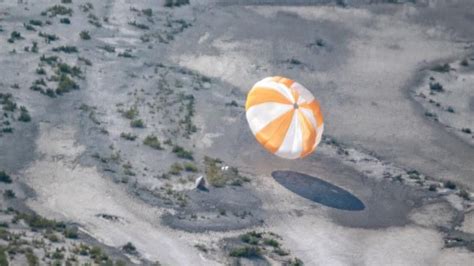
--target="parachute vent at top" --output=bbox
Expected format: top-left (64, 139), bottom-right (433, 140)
top-left (245, 76), bottom-right (324, 159)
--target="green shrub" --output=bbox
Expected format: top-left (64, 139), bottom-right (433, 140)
top-left (169, 163), bottom-right (183, 175)
top-left (122, 106), bottom-right (138, 119)
top-left (80, 31), bottom-right (91, 40)
top-left (263, 238), bottom-right (280, 248)
top-left (64, 227), bottom-right (78, 239)
top-left (0, 247), bottom-right (7, 266)
top-left (52, 45), bottom-right (78, 53)
top-left (142, 8), bottom-right (153, 17)
top-left (18, 106), bottom-right (32, 122)
top-left (44, 5), bottom-right (73, 17)
top-left (25, 249), bottom-right (39, 266)
top-left (430, 63), bottom-right (450, 73)
top-left (8, 31), bottom-right (24, 43)
top-left (130, 119), bottom-right (145, 128)
top-left (429, 82), bottom-right (444, 92)
top-left (30, 20), bottom-right (43, 26)
top-left (143, 135), bottom-right (162, 149)
top-left (229, 246), bottom-right (261, 258)
top-left (183, 162), bottom-right (197, 172)
top-left (122, 242), bottom-right (136, 254)
top-left (172, 145), bottom-right (193, 160)
top-left (56, 74), bottom-right (79, 94)
top-left (60, 17), bottom-right (71, 24)
top-left (120, 132), bottom-right (137, 141)
top-left (36, 67), bottom-right (46, 75)
top-left (444, 180), bottom-right (456, 190)
top-left (0, 171), bottom-right (12, 183)
top-left (4, 190), bottom-right (15, 199)
top-left (39, 32), bottom-right (59, 43)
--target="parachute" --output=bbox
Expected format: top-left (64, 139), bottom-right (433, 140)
top-left (245, 76), bottom-right (324, 159)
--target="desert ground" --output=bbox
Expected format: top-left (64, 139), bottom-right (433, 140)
top-left (0, 0), bottom-right (473, 265)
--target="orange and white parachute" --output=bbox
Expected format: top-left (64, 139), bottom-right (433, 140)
top-left (245, 76), bottom-right (324, 159)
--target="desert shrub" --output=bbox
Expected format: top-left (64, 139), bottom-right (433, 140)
top-left (36, 67), bottom-right (46, 75)
top-left (80, 30), bottom-right (91, 40)
top-left (56, 63), bottom-right (82, 77)
top-left (128, 21), bottom-right (149, 30)
top-left (4, 190), bottom-right (15, 199)
top-left (183, 162), bottom-right (197, 172)
top-left (56, 74), bottom-right (79, 94)
top-left (460, 59), bottom-right (469, 67)
top-left (429, 82), bottom-right (444, 92)
top-left (61, 0), bottom-right (72, 4)
top-left (274, 248), bottom-right (289, 256)
top-left (229, 246), bottom-right (261, 258)
top-left (263, 238), bottom-right (280, 248)
top-left (446, 106), bottom-right (455, 113)
top-left (143, 135), bottom-right (162, 149)
top-left (39, 32), bottom-right (59, 43)
top-left (288, 257), bottom-right (304, 266)
top-left (120, 132), bottom-right (137, 141)
top-left (44, 5), bottom-right (73, 17)
top-left (52, 45), bottom-right (78, 53)
top-left (169, 163), bottom-right (183, 175)
top-left (430, 63), bottom-right (450, 73)
top-left (0, 171), bottom-right (12, 183)
top-left (0, 247), bottom-right (7, 266)
top-left (29, 20), bottom-right (43, 26)
top-left (444, 180), bottom-right (456, 190)
top-left (24, 23), bottom-right (36, 31)
top-left (99, 45), bottom-right (115, 53)
top-left (78, 57), bottom-right (92, 66)
top-left (172, 145), bottom-right (193, 160)
top-left (18, 106), bottom-right (31, 122)
top-left (7, 31), bottom-right (23, 43)
top-left (122, 106), bottom-right (138, 119)
top-left (194, 244), bottom-right (207, 253)
top-left (130, 119), bottom-right (145, 128)
top-left (60, 17), bottom-right (70, 24)
top-left (25, 249), bottom-right (39, 266)
top-left (428, 184), bottom-right (438, 192)
top-left (40, 54), bottom-right (59, 65)
top-left (142, 8), bottom-right (153, 17)
top-left (64, 227), bottom-right (78, 239)
top-left (461, 128), bottom-right (472, 134)
top-left (122, 242), bottom-right (137, 254)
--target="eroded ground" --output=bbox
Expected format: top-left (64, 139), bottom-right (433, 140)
top-left (0, 0), bottom-right (473, 265)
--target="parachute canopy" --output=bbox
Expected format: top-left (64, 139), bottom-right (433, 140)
top-left (245, 76), bottom-right (324, 159)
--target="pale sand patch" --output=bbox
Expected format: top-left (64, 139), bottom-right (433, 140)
top-left (24, 123), bottom-right (216, 265)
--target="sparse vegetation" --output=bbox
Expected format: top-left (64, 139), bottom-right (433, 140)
top-left (164, 0), bottom-right (190, 7)
top-left (130, 119), bottom-right (145, 128)
top-left (8, 31), bottom-right (23, 43)
top-left (122, 106), bottom-right (138, 119)
top-left (128, 21), bottom-right (149, 30)
top-left (172, 145), bottom-right (193, 160)
top-left (52, 45), bottom-right (78, 53)
top-left (169, 163), bottom-right (183, 175)
top-left (18, 106), bottom-right (32, 122)
top-left (430, 63), bottom-right (450, 73)
top-left (429, 82), bottom-right (444, 92)
top-left (143, 135), bottom-right (162, 149)
top-left (56, 74), bottom-right (79, 94)
top-left (204, 156), bottom-right (250, 187)
top-left (60, 18), bottom-right (71, 24)
top-left (80, 30), bottom-right (91, 40)
top-left (120, 132), bottom-right (137, 141)
top-left (183, 162), bottom-right (197, 172)
top-left (444, 180), bottom-right (456, 190)
top-left (229, 246), bottom-right (261, 258)
top-left (43, 5), bottom-right (73, 17)
top-left (0, 171), bottom-right (12, 184)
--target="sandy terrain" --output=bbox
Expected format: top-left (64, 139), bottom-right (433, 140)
top-left (0, 0), bottom-right (473, 265)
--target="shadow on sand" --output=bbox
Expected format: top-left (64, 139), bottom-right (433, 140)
top-left (272, 170), bottom-right (365, 211)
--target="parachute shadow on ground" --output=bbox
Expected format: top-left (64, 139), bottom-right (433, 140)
top-left (272, 170), bottom-right (365, 211)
